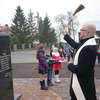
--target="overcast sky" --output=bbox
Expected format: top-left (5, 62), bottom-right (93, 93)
top-left (0, 0), bottom-right (100, 29)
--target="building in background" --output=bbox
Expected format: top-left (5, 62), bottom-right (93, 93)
top-left (0, 24), bottom-right (12, 35)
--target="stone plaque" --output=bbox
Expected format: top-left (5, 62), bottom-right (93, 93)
top-left (0, 55), bottom-right (10, 73)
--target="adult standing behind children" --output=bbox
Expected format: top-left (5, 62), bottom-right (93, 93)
top-left (36, 43), bottom-right (48, 90)
top-left (62, 24), bottom-right (97, 100)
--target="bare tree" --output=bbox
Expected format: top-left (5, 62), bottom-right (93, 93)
top-left (55, 12), bottom-right (79, 40)
top-left (67, 11), bottom-right (79, 39)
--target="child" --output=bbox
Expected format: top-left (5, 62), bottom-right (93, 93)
top-left (46, 51), bottom-right (54, 87)
top-left (36, 44), bottom-right (48, 90)
top-left (51, 47), bottom-right (64, 83)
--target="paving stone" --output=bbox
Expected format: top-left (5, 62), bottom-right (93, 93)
top-left (13, 78), bottom-right (62, 100)
top-left (13, 78), bottom-right (100, 100)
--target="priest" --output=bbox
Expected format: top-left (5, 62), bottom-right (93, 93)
top-left (63, 24), bottom-right (97, 100)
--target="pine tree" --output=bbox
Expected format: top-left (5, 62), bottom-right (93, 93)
top-left (38, 17), bottom-right (44, 43)
top-left (27, 9), bottom-right (37, 42)
top-left (47, 28), bottom-right (57, 47)
top-left (39, 15), bottom-right (57, 47)
top-left (40, 16), bottom-right (50, 44)
top-left (11, 6), bottom-right (30, 46)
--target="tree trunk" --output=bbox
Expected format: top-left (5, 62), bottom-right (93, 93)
top-left (13, 44), bottom-right (17, 51)
top-left (28, 43), bottom-right (32, 49)
top-left (22, 44), bottom-right (25, 50)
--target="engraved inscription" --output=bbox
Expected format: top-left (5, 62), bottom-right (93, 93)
top-left (0, 55), bottom-right (10, 72)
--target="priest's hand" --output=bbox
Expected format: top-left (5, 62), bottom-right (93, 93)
top-left (61, 27), bottom-right (69, 35)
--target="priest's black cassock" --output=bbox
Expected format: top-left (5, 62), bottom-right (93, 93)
top-left (64, 34), bottom-right (97, 100)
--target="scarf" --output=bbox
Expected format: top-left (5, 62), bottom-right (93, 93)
top-left (72, 38), bottom-right (96, 100)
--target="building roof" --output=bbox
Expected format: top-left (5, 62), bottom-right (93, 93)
top-left (0, 25), bottom-right (11, 31)
top-left (0, 25), bottom-right (12, 35)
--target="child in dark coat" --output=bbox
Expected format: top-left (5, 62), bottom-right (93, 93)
top-left (36, 44), bottom-right (48, 90)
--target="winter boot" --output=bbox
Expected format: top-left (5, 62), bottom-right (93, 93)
top-left (55, 75), bottom-right (61, 83)
top-left (47, 80), bottom-right (54, 87)
top-left (40, 80), bottom-right (48, 90)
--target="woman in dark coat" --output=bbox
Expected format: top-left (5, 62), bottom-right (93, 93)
top-left (36, 44), bottom-right (48, 90)
top-left (63, 24), bottom-right (97, 100)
